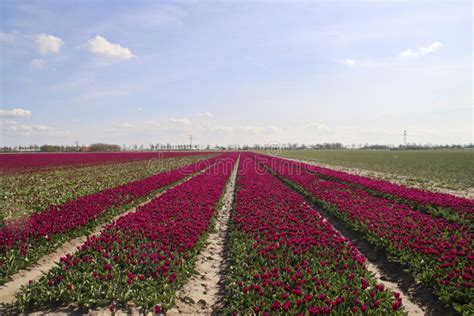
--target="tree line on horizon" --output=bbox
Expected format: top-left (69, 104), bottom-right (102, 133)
top-left (0, 142), bottom-right (472, 153)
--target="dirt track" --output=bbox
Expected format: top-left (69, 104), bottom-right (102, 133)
top-left (167, 157), bottom-right (239, 315)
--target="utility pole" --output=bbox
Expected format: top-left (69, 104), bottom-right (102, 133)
top-left (403, 130), bottom-right (407, 147)
top-left (189, 135), bottom-right (192, 150)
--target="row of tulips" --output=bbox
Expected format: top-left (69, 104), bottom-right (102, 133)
top-left (14, 154), bottom-right (238, 313)
top-left (0, 151), bottom-right (206, 173)
top-left (256, 154), bottom-right (473, 314)
top-left (1, 154), bottom-right (210, 221)
top-left (0, 155), bottom-right (222, 284)
top-left (226, 154), bottom-right (405, 314)
top-left (266, 155), bottom-right (474, 225)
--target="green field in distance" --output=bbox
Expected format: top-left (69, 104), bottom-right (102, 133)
top-left (257, 149), bottom-right (474, 189)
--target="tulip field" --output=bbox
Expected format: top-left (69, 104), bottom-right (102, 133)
top-left (254, 153), bottom-right (473, 314)
top-left (0, 152), bottom-right (203, 173)
top-left (14, 154), bottom-right (238, 312)
top-left (271, 149), bottom-right (474, 189)
top-left (0, 151), bottom-right (472, 314)
top-left (0, 153), bottom-right (211, 220)
top-left (226, 155), bottom-right (403, 314)
top-left (0, 152), bottom-right (215, 283)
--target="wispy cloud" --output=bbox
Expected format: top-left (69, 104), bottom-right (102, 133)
top-left (0, 108), bottom-right (32, 117)
top-left (305, 123), bottom-right (333, 134)
top-left (400, 41), bottom-right (442, 58)
top-left (116, 122), bottom-right (133, 129)
top-left (35, 33), bottom-right (63, 54)
top-left (0, 31), bottom-right (14, 42)
top-left (169, 117), bottom-right (191, 126)
top-left (196, 112), bottom-right (214, 118)
top-left (138, 4), bottom-right (186, 26)
top-left (336, 41), bottom-right (443, 68)
top-left (87, 35), bottom-right (135, 60)
top-left (106, 116), bottom-right (282, 143)
top-left (337, 58), bottom-right (356, 66)
top-left (31, 58), bottom-right (47, 69)
top-left (0, 120), bottom-right (69, 137)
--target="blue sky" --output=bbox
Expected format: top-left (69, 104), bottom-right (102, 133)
top-left (0, 0), bottom-right (472, 146)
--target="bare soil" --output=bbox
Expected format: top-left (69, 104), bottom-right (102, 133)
top-left (167, 157), bottom-right (239, 315)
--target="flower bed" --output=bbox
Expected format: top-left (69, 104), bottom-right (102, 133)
top-left (1, 154), bottom-right (211, 221)
top-left (0, 151), bottom-right (206, 173)
top-left (261, 154), bottom-right (474, 225)
top-left (0, 155), bottom-right (222, 284)
top-left (14, 154), bottom-right (237, 313)
top-left (226, 154), bottom-right (404, 314)
top-left (256, 154), bottom-right (473, 314)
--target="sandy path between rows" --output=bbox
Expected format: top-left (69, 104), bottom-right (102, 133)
top-left (365, 262), bottom-right (424, 315)
top-left (318, 217), bottom-right (426, 315)
top-left (0, 169), bottom-right (207, 306)
top-left (167, 157), bottom-right (239, 315)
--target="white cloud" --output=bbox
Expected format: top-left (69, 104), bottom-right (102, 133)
top-left (32, 125), bottom-right (54, 131)
top-left (400, 41), bottom-right (442, 58)
top-left (31, 58), bottom-right (47, 69)
top-left (169, 117), bottom-right (191, 126)
top-left (399, 49), bottom-right (418, 58)
top-left (144, 121), bottom-right (162, 130)
top-left (117, 122), bottom-right (133, 129)
top-left (337, 58), bottom-right (356, 65)
top-left (109, 122), bottom-right (137, 134)
top-left (0, 31), bottom-right (14, 42)
top-left (87, 35), bottom-right (135, 60)
top-left (0, 108), bottom-right (32, 117)
top-left (36, 34), bottom-right (63, 55)
top-left (196, 112), bottom-right (214, 118)
top-left (305, 122), bottom-right (327, 128)
top-left (419, 41), bottom-right (442, 55)
top-left (305, 123), bottom-right (333, 134)
top-left (231, 125), bottom-right (281, 135)
top-left (0, 120), bottom-right (66, 137)
top-left (131, 4), bottom-right (188, 27)
top-left (108, 117), bottom-right (282, 143)
top-left (0, 120), bottom-right (17, 126)
top-left (263, 126), bottom-right (280, 134)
